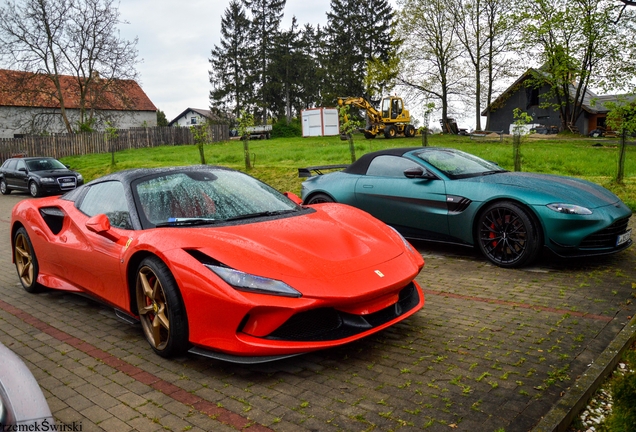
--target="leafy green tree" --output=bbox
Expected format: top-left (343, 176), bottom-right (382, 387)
top-left (452, 0), bottom-right (520, 130)
top-left (511, 108), bottom-right (533, 171)
top-left (606, 100), bottom-right (636, 183)
top-left (519, 0), bottom-right (636, 130)
top-left (156, 110), bottom-right (168, 127)
top-left (209, 0), bottom-right (252, 119)
top-left (191, 123), bottom-right (210, 165)
top-left (237, 110), bottom-right (255, 169)
top-left (396, 0), bottom-right (467, 127)
top-left (338, 104), bottom-right (362, 162)
top-left (0, 0), bottom-right (139, 134)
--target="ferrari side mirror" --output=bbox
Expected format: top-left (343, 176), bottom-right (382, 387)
top-left (86, 214), bottom-right (121, 242)
top-left (284, 191), bottom-right (303, 205)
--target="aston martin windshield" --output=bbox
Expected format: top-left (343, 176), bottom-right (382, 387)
top-left (136, 169), bottom-right (299, 226)
top-left (415, 148), bottom-right (506, 179)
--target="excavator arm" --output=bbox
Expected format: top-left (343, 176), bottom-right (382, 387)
top-left (337, 97), bottom-right (383, 124)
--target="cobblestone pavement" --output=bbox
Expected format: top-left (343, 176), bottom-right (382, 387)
top-left (1, 192), bottom-right (635, 432)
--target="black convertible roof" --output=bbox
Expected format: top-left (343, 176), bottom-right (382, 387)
top-left (344, 147), bottom-right (420, 175)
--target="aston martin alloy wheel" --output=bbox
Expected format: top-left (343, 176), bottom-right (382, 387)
top-left (306, 193), bottom-right (335, 204)
top-left (477, 201), bottom-right (541, 268)
top-left (13, 228), bottom-right (41, 293)
top-left (136, 257), bottom-right (189, 357)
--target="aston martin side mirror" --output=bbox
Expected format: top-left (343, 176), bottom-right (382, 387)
top-left (404, 167), bottom-right (435, 179)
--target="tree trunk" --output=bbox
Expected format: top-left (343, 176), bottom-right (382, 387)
top-left (617, 129), bottom-right (627, 183)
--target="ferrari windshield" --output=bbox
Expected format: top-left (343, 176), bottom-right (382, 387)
top-left (135, 169), bottom-right (299, 226)
top-left (414, 148), bottom-right (506, 179)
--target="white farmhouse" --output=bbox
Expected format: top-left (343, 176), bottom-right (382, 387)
top-left (169, 108), bottom-right (222, 127)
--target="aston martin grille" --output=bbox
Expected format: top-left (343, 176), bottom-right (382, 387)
top-left (580, 217), bottom-right (631, 248)
top-left (265, 283), bottom-right (420, 341)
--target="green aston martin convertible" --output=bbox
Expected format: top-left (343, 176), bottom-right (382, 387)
top-left (300, 147), bottom-right (632, 268)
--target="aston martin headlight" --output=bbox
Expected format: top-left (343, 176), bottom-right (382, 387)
top-left (547, 203), bottom-right (592, 215)
top-left (205, 264), bottom-right (301, 297)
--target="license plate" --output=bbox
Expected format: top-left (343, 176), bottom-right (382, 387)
top-left (617, 229), bottom-right (632, 246)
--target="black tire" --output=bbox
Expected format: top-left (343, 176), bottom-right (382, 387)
top-left (29, 181), bottom-right (40, 197)
top-left (135, 256), bottom-right (189, 358)
top-left (363, 131), bottom-right (376, 139)
top-left (405, 125), bottom-right (416, 138)
top-left (384, 125), bottom-right (397, 139)
top-left (476, 201), bottom-right (541, 268)
top-left (0, 179), bottom-right (10, 195)
top-left (306, 193), bottom-right (335, 205)
top-left (13, 227), bottom-right (42, 293)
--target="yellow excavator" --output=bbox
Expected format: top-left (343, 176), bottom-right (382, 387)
top-left (337, 96), bottom-right (416, 139)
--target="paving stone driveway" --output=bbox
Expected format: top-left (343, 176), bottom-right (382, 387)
top-left (1, 192), bottom-right (635, 432)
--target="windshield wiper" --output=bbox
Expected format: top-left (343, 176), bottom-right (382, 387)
top-left (223, 209), bottom-right (299, 222)
top-left (481, 170), bottom-right (506, 176)
top-left (155, 217), bottom-right (218, 227)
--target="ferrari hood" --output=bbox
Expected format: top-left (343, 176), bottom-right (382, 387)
top-left (469, 172), bottom-right (621, 208)
top-left (188, 205), bottom-right (406, 280)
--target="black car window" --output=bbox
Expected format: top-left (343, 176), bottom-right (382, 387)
top-left (16, 160), bottom-right (26, 171)
top-left (4, 159), bottom-right (17, 170)
top-left (366, 155), bottom-right (421, 177)
top-left (79, 181), bottom-right (132, 229)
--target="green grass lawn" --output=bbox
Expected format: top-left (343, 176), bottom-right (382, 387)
top-left (60, 133), bottom-right (636, 210)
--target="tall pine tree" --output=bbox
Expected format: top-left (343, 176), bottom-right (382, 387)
top-left (325, 0), bottom-right (395, 102)
top-left (244, 0), bottom-right (286, 124)
top-left (209, 0), bottom-right (252, 121)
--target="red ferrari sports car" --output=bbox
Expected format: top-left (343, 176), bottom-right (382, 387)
top-left (11, 166), bottom-right (425, 363)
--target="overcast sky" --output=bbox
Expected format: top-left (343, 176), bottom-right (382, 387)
top-left (118, 0), bottom-right (340, 122)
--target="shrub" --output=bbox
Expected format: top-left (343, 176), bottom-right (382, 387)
top-left (271, 118), bottom-right (301, 138)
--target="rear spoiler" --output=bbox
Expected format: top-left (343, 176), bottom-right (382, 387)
top-left (298, 164), bottom-right (350, 178)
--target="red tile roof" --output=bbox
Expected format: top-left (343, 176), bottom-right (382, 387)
top-left (0, 69), bottom-right (156, 112)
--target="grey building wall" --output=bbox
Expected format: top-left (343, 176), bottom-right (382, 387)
top-left (486, 82), bottom-right (588, 134)
top-left (0, 106), bottom-right (157, 138)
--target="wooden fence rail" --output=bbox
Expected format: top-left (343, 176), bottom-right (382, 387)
top-left (0, 125), bottom-right (229, 163)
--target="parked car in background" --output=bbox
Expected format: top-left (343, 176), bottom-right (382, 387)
top-left (300, 147), bottom-right (632, 268)
top-left (0, 156), bottom-right (84, 197)
top-left (0, 341), bottom-right (54, 428)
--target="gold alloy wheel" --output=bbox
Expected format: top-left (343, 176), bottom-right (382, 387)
top-left (136, 265), bottom-right (170, 350)
top-left (14, 232), bottom-right (34, 287)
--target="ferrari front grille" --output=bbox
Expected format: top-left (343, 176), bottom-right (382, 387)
top-left (265, 283), bottom-right (420, 342)
top-left (580, 217), bottom-right (630, 248)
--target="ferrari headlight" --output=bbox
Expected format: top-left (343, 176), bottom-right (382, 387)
top-left (205, 264), bottom-right (301, 298)
top-left (547, 203), bottom-right (592, 215)
top-left (388, 226), bottom-right (416, 254)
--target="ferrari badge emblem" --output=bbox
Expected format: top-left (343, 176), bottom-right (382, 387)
top-left (375, 270), bottom-right (384, 278)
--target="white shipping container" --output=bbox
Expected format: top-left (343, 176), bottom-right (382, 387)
top-left (301, 108), bottom-right (340, 137)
